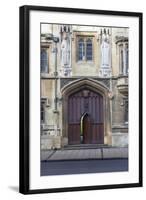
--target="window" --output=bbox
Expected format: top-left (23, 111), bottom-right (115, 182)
top-left (119, 44), bottom-right (124, 74)
top-left (86, 39), bottom-right (93, 61)
top-left (77, 37), bottom-right (93, 61)
top-left (124, 99), bottom-right (128, 123)
top-left (119, 42), bottom-right (128, 75)
top-left (78, 38), bottom-right (85, 61)
top-left (41, 48), bottom-right (49, 73)
top-left (125, 44), bottom-right (129, 74)
top-left (41, 100), bottom-right (45, 123)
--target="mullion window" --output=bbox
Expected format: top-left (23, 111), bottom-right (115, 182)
top-left (119, 44), bottom-right (124, 74)
top-left (125, 44), bottom-right (128, 74)
top-left (119, 43), bottom-right (129, 75)
top-left (77, 37), bottom-right (93, 62)
top-left (124, 99), bottom-right (128, 123)
top-left (78, 38), bottom-right (85, 61)
top-left (86, 38), bottom-right (92, 61)
top-left (41, 48), bottom-right (49, 73)
top-left (41, 101), bottom-right (45, 123)
top-left (121, 49), bottom-right (124, 73)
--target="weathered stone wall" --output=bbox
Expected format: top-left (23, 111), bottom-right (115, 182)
top-left (40, 24), bottom-right (129, 149)
top-left (111, 79), bottom-right (128, 147)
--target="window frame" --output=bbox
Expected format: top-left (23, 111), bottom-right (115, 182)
top-left (118, 41), bottom-right (129, 76)
top-left (76, 36), bottom-right (94, 62)
top-left (41, 47), bottom-right (49, 73)
top-left (124, 98), bottom-right (128, 124)
top-left (125, 43), bottom-right (129, 74)
top-left (86, 38), bottom-right (93, 61)
top-left (41, 98), bottom-right (47, 124)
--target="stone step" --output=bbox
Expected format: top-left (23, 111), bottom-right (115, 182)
top-left (63, 144), bottom-right (109, 150)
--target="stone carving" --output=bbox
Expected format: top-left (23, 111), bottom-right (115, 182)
top-left (101, 38), bottom-right (110, 66)
top-left (61, 34), bottom-right (70, 66)
top-left (100, 79), bottom-right (110, 89)
top-left (99, 28), bottom-right (112, 77)
top-left (60, 78), bottom-right (111, 90)
top-left (60, 25), bottom-right (72, 77)
top-left (60, 78), bottom-right (79, 89)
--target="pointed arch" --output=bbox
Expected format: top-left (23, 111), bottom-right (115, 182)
top-left (61, 78), bottom-right (109, 97)
top-left (61, 78), bottom-right (112, 146)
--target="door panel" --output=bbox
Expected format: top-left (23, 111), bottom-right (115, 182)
top-left (83, 114), bottom-right (91, 144)
top-left (68, 124), bottom-right (80, 145)
top-left (68, 89), bottom-right (104, 145)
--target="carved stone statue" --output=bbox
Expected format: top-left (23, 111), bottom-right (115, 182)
top-left (61, 32), bottom-right (70, 67)
top-left (101, 36), bottom-right (110, 67)
top-left (99, 29), bottom-right (111, 77)
top-left (60, 26), bottom-right (72, 77)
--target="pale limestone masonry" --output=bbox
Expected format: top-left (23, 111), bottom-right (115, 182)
top-left (40, 24), bottom-right (128, 150)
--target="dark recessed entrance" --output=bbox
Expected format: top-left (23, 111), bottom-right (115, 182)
top-left (68, 89), bottom-right (104, 145)
top-left (81, 113), bottom-right (92, 144)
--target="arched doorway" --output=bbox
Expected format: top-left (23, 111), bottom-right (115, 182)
top-left (81, 113), bottom-right (92, 144)
top-left (68, 89), bottom-right (104, 145)
top-left (61, 78), bottom-right (112, 146)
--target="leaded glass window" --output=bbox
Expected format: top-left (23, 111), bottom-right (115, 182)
top-left (41, 48), bottom-right (49, 73)
top-left (118, 42), bottom-right (129, 75)
top-left (77, 37), bottom-right (93, 62)
top-left (125, 44), bottom-right (129, 74)
top-left (86, 38), bottom-right (92, 61)
top-left (125, 99), bottom-right (128, 123)
top-left (41, 100), bottom-right (46, 123)
top-left (78, 38), bottom-right (85, 61)
top-left (119, 44), bottom-right (124, 74)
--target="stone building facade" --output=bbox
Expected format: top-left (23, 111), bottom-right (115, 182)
top-left (40, 24), bottom-right (128, 149)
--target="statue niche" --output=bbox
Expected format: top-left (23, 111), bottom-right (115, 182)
top-left (99, 28), bottom-right (111, 77)
top-left (60, 26), bottom-right (72, 77)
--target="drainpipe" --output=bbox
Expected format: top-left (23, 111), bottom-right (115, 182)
top-left (52, 37), bottom-right (59, 139)
top-left (109, 28), bottom-right (113, 145)
top-left (53, 37), bottom-right (59, 112)
top-left (45, 35), bottom-right (59, 112)
top-left (109, 69), bottom-right (113, 146)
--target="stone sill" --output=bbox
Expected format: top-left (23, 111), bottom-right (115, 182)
top-left (112, 125), bottom-right (128, 129)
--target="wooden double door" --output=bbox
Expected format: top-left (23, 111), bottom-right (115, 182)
top-left (68, 89), bottom-right (104, 145)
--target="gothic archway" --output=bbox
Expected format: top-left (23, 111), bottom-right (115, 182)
top-left (61, 78), bottom-right (112, 146)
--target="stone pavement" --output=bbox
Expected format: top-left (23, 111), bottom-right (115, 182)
top-left (41, 147), bottom-right (128, 161)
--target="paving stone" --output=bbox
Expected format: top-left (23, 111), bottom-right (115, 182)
top-left (103, 147), bottom-right (128, 159)
top-left (41, 147), bottom-right (128, 161)
top-left (41, 150), bottom-right (54, 161)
